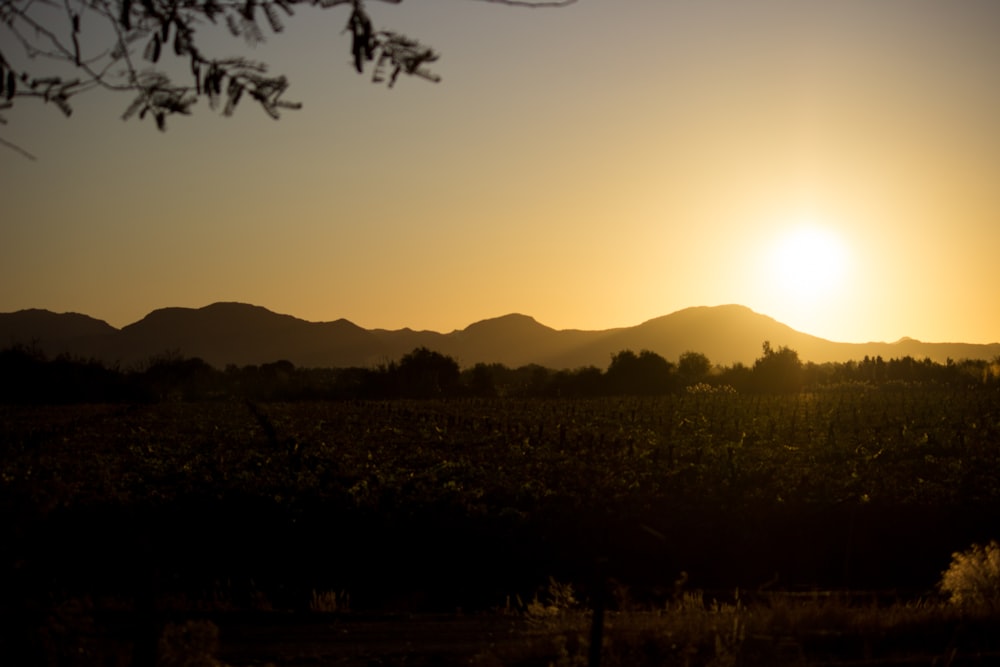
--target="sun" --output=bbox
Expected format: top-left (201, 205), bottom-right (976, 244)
top-left (769, 224), bottom-right (850, 299)
top-left (747, 217), bottom-right (860, 339)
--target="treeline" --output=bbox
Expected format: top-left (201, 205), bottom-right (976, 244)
top-left (1, 341), bottom-right (998, 404)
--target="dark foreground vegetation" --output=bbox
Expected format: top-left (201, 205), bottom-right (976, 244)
top-left (3, 339), bottom-right (998, 403)
top-left (2, 343), bottom-right (1000, 664)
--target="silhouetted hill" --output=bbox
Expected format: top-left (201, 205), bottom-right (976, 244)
top-left (544, 305), bottom-right (816, 368)
top-left (364, 314), bottom-right (591, 368)
top-left (114, 302), bottom-right (387, 368)
top-left (443, 314), bottom-right (600, 368)
top-left (2, 302), bottom-right (998, 369)
top-left (0, 309), bottom-right (117, 356)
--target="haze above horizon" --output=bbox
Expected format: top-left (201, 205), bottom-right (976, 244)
top-left (3, 1), bottom-right (999, 344)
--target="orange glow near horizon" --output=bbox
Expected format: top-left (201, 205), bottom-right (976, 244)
top-left (2, 1), bottom-right (1000, 345)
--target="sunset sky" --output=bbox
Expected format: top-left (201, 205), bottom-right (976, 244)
top-left (2, 0), bottom-right (999, 344)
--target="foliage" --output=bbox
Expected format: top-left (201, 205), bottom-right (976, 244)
top-left (5, 386), bottom-right (1000, 661)
top-left (605, 349), bottom-right (675, 395)
top-left (0, 0), bottom-right (577, 155)
top-left (939, 540), bottom-right (1000, 609)
top-left (493, 592), bottom-right (1000, 667)
top-left (393, 346), bottom-right (461, 397)
top-left (3, 341), bottom-right (999, 404)
top-left (526, 577), bottom-right (579, 621)
top-left (156, 620), bottom-right (223, 667)
top-left (677, 351), bottom-right (712, 386)
top-left (309, 588), bottom-right (349, 612)
top-left (0, 344), bottom-right (131, 403)
top-left (752, 341), bottom-right (804, 393)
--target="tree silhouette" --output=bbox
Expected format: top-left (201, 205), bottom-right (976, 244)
top-left (0, 0), bottom-right (576, 156)
top-left (394, 346), bottom-right (460, 397)
top-left (677, 350), bottom-right (711, 386)
top-left (605, 349), bottom-right (674, 395)
top-left (752, 340), bottom-right (803, 393)
top-left (465, 362), bottom-right (498, 397)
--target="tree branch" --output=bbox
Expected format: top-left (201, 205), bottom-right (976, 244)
top-left (0, 134), bottom-right (37, 160)
top-left (473, 0), bottom-right (577, 6)
top-left (0, 0), bottom-right (577, 158)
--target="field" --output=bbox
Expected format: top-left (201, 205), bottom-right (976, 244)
top-left (3, 384), bottom-right (1000, 664)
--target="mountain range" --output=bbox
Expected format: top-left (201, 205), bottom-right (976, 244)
top-left (2, 302), bottom-right (998, 370)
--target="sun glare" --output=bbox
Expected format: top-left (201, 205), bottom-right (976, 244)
top-left (770, 224), bottom-right (850, 299)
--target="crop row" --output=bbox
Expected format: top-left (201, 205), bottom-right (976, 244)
top-left (3, 387), bottom-right (999, 515)
top-left (3, 387), bottom-right (1000, 605)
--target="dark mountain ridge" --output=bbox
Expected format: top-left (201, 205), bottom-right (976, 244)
top-left (0, 308), bottom-right (117, 343)
top-left (2, 302), bottom-right (998, 370)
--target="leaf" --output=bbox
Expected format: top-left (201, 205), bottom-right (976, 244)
top-left (372, 54), bottom-right (386, 83)
top-left (223, 80), bottom-right (243, 116)
top-left (155, 112), bottom-right (166, 131)
top-left (347, 6), bottom-right (375, 73)
top-left (203, 0), bottom-right (221, 22)
top-left (120, 0), bottom-right (132, 30)
top-left (206, 67), bottom-right (221, 109)
top-left (174, 30), bottom-right (186, 56)
top-left (226, 14), bottom-right (241, 37)
top-left (121, 95), bottom-right (144, 121)
top-left (53, 96), bottom-right (72, 117)
top-left (263, 3), bottom-right (283, 33)
top-left (144, 34), bottom-right (162, 62)
top-left (244, 18), bottom-right (265, 45)
top-left (260, 101), bottom-right (280, 120)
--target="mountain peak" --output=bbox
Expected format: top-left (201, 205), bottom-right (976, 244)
top-left (0, 308), bottom-right (117, 341)
top-left (462, 313), bottom-right (551, 334)
top-left (4, 303), bottom-right (999, 368)
top-left (126, 302), bottom-right (303, 330)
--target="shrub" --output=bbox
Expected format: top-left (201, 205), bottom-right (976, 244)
top-left (939, 540), bottom-right (1000, 608)
top-left (157, 620), bottom-right (223, 667)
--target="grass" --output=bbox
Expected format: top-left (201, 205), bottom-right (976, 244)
top-left (13, 585), bottom-right (1000, 666)
top-left (7, 395), bottom-right (1000, 664)
top-left (477, 586), bottom-right (1000, 666)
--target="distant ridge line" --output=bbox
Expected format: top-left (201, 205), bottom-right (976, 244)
top-left (2, 302), bottom-right (998, 369)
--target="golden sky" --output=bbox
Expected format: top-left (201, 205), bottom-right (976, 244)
top-left (2, 0), bottom-right (999, 344)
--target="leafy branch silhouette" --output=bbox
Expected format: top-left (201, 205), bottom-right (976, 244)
top-left (0, 0), bottom-right (577, 155)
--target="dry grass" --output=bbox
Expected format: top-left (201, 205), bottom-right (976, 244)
top-left (18, 584), bottom-right (1000, 666)
top-left (476, 588), bottom-right (1000, 667)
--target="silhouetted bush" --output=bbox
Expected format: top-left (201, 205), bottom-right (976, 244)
top-left (677, 351), bottom-right (712, 386)
top-left (752, 341), bottom-right (804, 392)
top-left (392, 347), bottom-right (461, 398)
top-left (605, 349), bottom-right (675, 395)
top-left (0, 345), bottom-right (132, 403)
top-left (464, 363), bottom-right (499, 397)
top-left (940, 540), bottom-right (1000, 608)
top-left (1, 342), bottom-right (996, 404)
top-left (133, 353), bottom-right (221, 401)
